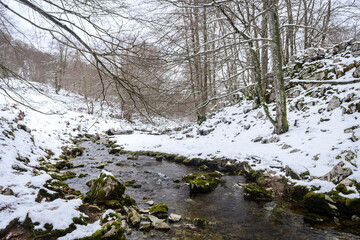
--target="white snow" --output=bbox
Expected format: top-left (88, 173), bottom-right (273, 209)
top-left (58, 221), bottom-right (101, 240)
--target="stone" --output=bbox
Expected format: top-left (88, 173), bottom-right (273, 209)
top-left (353, 66), bottom-right (360, 78)
top-left (12, 164), bottom-right (27, 172)
top-left (95, 163), bottom-right (107, 169)
top-left (305, 48), bottom-right (317, 62)
top-left (129, 207), bottom-right (141, 227)
top-left (352, 215), bottom-right (360, 222)
top-left (244, 184), bottom-right (273, 201)
top-left (149, 203), bottom-right (168, 219)
top-left (148, 215), bottom-right (171, 231)
top-left (325, 195), bottom-right (336, 204)
top-left (182, 172), bottom-right (223, 194)
top-left (2, 188), bottom-right (14, 196)
top-left (290, 149), bottom-right (300, 153)
top-left (139, 221), bottom-right (151, 232)
top-left (168, 213), bottom-right (182, 222)
top-left (290, 185), bottom-right (309, 201)
top-left (89, 220), bottom-right (126, 239)
top-left (327, 96), bottom-right (341, 111)
top-left (88, 204), bottom-right (102, 213)
top-left (320, 161), bottom-right (353, 183)
top-left (285, 165), bottom-right (301, 180)
top-left (193, 218), bottom-right (209, 228)
top-left (282, 144), bottom-right (292, 150)
top-left (267, 136), bottom-right (280, 143)
top-left (304, 192), bottom-right (335, 216)
top-left (86, 170), bottom-right (126, 204)
top-left (351, 42), bottom-right (360, 56)
top-left (253, 136), bottom-right (262, 143)
top-left (255, 111), bottom-right (264, 119)
top-left (17, 124), bottom-right (31, 133)
top-left (244, 124), bottom-right (251, 130)
top-left (287, 88), bottom-right (301, 98)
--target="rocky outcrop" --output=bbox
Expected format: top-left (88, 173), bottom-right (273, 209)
top-left (320, 161), bottom-right (353, 184)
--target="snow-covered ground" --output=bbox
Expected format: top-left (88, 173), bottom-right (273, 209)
top-left (0, 48), bottom-right (359, 237)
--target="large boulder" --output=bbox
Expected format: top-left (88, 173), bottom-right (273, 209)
top-left (86, 170), bottom-right (126, 204)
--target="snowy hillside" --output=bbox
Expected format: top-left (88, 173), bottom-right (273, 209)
top-left (115, 42), bottom-right (360, 197)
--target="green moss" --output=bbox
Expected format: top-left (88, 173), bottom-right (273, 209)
top-left (125, 180), bottom-right (141, 188)
top-left (193, 218), bottom-right (209, 228)
top-left (291, 185), bottom-right (309, 201)
top-left (86, 172), bottom-right (126, 205)
top-left (346, 198), bottom-right (360, 214)
top-left (84, 220), bottom-right (126, 240)
top-left (182, 172), bottom-right (224, 193)
top-left (245, 169), bottom-right (267, 185)
top-left (244, 183), bottom-right (273, 201)
top-left (127, 155), bottom-right (138, 160)
top-left (54, 160), bottom-right (73, 170)
top-left (44, 149), bottom-right (55, 159)
top-left (109, 148), bottom-right (123, 155)
top-left (336, 184), bottom-right (356, 195)
top-left (79, 173), bottom-right (88, 178)
top-left (304, 192), bottom-right (333, 216)
top-left (121, 194), bottom-right (136, 207)
top-left (150, 203), bottom-right (168, 219)
top-left (105, 200), bottom-right (123, 209)
top-left (299, 171), bottom-right (310, 179)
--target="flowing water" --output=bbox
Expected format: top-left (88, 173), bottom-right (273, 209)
top-left (66, 141), bottom-right (359, 240)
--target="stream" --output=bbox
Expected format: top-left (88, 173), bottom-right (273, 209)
top-left (65, 140), bottom-right (359, 240)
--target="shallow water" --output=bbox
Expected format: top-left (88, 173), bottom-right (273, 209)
top-left (66, 140), bottom-right (359, 240)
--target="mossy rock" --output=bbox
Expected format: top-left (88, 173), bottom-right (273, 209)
top-left (193, 218), bottom-right (209, 228)
top-left (51, 171), bottom-right (77, 181)
top-left (79, 173), bottom-right (89, 178)
top-left (245, 169), bottom-right (267, 185)
top-left (244, 183), bottom-right (273, 201)
top-left (105, 200), bottom-right (122, 209)
top-left (84, 220), bottom-right (126, 240)
top-left (303, 213), bottom-right (329, 224)
top-left (54, 160), bottom-right (73, 170)
top-left (182, 172), bottom-right (223, 194)
top-left (304, 192), bottom-right (333, 216)
top-left (336, 184), bottom-right (356, 195)
top-left (109, 148), bottom-right (123, 155)
top-left (35, 188), bottom-right (64, 202)
top-left (346, 198), bottom-right (360, 215)
top-left (121, 194), bottom-right (136, 207)
top-left (150, 203), bottom-right (168, 219)
top-left (290, 185), bottom-right (309, 201)
top-left (86, 171), bottom-right (126, 205)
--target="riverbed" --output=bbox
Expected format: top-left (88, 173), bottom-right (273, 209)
top-left (65, 140), bottom-right (359, 239)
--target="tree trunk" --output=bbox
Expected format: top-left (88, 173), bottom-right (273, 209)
top-left (269, 0), bottom-right (289, 134)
